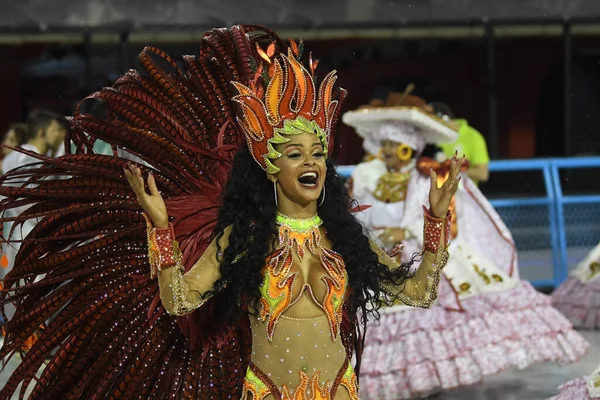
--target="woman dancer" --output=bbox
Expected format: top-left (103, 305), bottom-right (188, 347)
top-left (552, 241), bottom-right (600, 328)
top-left (0, 25), bottom-right (460, 399)
top-left (344, 91), bottom-right (590, 399)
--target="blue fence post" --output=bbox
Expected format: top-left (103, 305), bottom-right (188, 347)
top-left (550, 160), bottom-right (568, 284)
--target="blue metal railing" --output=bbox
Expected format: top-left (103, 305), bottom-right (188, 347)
top-left (550, 157), bottom-right (600, 283)
top-left (336, 156), bottom-right (600, 289)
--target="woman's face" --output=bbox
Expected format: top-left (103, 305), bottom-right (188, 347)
top-left (272, 132), bottom-right (327, 210)
top-left (380, 139), bottom-right (413, 170)
top-left (2, 129), bottom-right (18, 157)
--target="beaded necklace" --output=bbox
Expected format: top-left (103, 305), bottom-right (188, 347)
top-left (373, 160), bottom-right (415, 203)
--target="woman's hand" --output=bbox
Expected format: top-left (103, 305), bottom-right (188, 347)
top-left (124, 164), bottom-right (168, 229)
top-left (378, 227), bottom-right (406, 247)
top-left (428, 154), bottom-right (465, 218)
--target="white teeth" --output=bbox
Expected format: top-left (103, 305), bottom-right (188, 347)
top-left (299, 172), bottom-right (317, 179)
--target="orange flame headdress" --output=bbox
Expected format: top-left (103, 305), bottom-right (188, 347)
top-left (232, 41), bottom-right (341, 174)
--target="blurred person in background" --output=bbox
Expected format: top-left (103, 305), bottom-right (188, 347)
top-left (359, 86), bottom-right (443, 163)
top-left (1, 109), bottom-right (67, 279)
top-left (551, 240), bottom-right (600, 329)
top-left (1, 123), bottom-right (28, 163)
top-left (2, 109), bottom-right (67, 174)
top-left (430, 101), bottom-right (490, 184)
top-left (344, 88), bottom-right (589, 399)
top-left (550, 243), bottom-right (600, 399)
top-left (0, 123), bottom-right (27, 286)
top-left (45, 113), bottom-right (69, 158)
top-left (0, 111), bottom-right (67, 347)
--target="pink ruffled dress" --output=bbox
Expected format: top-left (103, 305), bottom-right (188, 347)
top-left (552, 242), bottom-right (600, 329)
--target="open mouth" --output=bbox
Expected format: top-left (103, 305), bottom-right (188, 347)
top-left (298, 171), bottom-right (319, 188)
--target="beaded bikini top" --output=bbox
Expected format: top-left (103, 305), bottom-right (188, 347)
top-left (258, 213), bottom-right (347, 341)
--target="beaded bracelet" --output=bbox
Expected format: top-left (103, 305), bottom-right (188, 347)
top-left (422, 206), bottom-right (452, 255)
top-left (386, 243), bottom-right (404, 258)
top-left (144, 213), bottom-right (178, 279)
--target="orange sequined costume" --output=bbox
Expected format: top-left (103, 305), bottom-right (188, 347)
top-left (242, 213), bottom-right (357, 399)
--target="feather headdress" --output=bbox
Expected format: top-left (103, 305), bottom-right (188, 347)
top-left (233, 44), bottom-right (343, 173)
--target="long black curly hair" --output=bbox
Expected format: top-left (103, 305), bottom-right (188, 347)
top-left (208, 145), bottom-right (414, 325)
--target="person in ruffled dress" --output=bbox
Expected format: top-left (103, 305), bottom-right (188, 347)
top-left (344, 89), bottom-right (590, 399)
top-left (548, 364), bottom-right (600, 400)
top-left (552, 241), bottom-right (600, 329)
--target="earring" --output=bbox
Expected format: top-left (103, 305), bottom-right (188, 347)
top-left (396, 144), bottom-right (413, 161)
top-left (273, 181), bottom-right (278, 208)
top-left (319, 188), bottom-right (326, 206)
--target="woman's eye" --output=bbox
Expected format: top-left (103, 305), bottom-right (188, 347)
top-left (287, 153), bottom-right (301, 159)
top-left (313, 152), bottom-right (324, 158)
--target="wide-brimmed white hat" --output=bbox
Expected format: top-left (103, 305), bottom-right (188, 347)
top-left (342, 88), bottom-right (458, 155)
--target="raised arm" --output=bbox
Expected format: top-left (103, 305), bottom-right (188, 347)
top-left (124, 163), bottom-right (225, 316)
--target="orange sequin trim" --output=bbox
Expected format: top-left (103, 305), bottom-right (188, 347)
top-left (242, 364), bottom-right (359, 400)
top-left (338, 363), bottom-right (360, 400)
top-left (281, 371), bottom-right (332, 399)
top-left (319, 248), bottom-right (347, 340)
